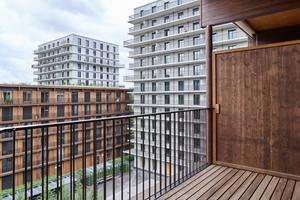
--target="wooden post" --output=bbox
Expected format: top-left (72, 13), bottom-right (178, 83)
top-left (206, 25), bottom-right (213, 164)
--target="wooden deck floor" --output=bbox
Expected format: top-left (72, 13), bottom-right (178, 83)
top-left (158, 165), bottom-right (300, 200)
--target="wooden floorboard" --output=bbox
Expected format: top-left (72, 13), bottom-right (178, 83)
top-left (158, 164), bottom-right (300, 200)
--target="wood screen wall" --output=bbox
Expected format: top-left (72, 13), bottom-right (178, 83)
top-left (212, 40), bottom-right (300, 180)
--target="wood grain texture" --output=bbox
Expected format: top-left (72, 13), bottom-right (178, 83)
top-left (214, 41), bottom-right (300, 177)
top-left (201, 0), bottom-right (300, 27)
top-left (271, 178), bottom-right (287, 200)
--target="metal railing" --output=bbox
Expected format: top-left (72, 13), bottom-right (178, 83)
top-left (134, 84), bottom-right (206, 92)
top-left (0, 108), bottom-right (208, 199)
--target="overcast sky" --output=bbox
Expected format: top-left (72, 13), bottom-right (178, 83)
top-left (0, 0), bottom-right (154, 88)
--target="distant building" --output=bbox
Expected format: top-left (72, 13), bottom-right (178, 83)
top-left (0, 85), bottom-right (132, 190)
top-left (32, 34), bottom-right (124, 87)
top-left (124, 0), bottom-right (248, 175)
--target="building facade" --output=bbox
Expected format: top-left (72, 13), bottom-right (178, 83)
top-left (32, 34), bottom-right (123, 87)
top-left (0, 85), bottom-right (132, 190)
top-left (124, 0), bottom-right (248, 175)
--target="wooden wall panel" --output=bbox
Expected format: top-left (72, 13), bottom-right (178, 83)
top-left (201, 0), bottom-right (300, 27)
top-left (214, 40), bottom-right (300, 178)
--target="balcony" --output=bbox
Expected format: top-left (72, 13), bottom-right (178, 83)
top-left (0, 108), bottom-right (209, 199)
top-left (33, 39), bottom-right (72, 54)
top-left (133, 84), bottom-right (206, 93)
top-left (128, 0), bottom-right (198, 23)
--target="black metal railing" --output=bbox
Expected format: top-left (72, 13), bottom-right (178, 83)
top-left (0, 108), bottom-right (209, 199)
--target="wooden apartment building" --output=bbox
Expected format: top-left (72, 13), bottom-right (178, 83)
top-left (0, 85), bottom-right (132, 190)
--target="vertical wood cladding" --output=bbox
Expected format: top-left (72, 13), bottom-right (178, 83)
top-left (215, 41), bottom-right (300, 176)
top-left (201, 0), bottom-right (300, 27)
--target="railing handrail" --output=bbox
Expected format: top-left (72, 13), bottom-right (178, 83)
top-left (0, 108), bottom-right (210, 132)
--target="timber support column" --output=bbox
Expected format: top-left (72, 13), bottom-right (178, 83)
top-left (206, 25), bottom-right (213, 164)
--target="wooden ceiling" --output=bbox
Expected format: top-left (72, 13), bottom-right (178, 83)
top-left (245, 7), bottom-right (300, 31)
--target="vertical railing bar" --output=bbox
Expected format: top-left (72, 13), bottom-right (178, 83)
top-left (121, 118), bottom-right (124, 200)
top-left (112, 119), bottom-right (115, 200)
top-left (12, 128), bottom-right (16, 200)
top-left (142, 116), bottom-right (145, 200)
top-left (56, 126), bottom-right (59, 200)
top-left (169, 115), bottom-right (171, 189)
top-left (148, 116), bottom-right (151, 199)
top-left (93, 121), bottom-right (97, 200)
top-left (129, 117), bottom-right (131, 200)
top-left (184, 111), bottom-right (186, 179)
top-left (60, 126), bottom-right (63, 200)
top-left (46, 127), bottom-right (49, 200)
top-left (31, 128), bottom-right (33, 199)
top-left (154, 115), bottom-right (157, 198)
top-left (164, 113), bottom-right (167, 192)
top-left (25, 129), bottom-right (28, 200)
top-left (173, 112), bottom-right (176, 187)
top-left (41, 127), bottom-right (44, 200)
top-left (83, 123), bottom-right (86, 200)
top-left (73, 124), bottom-right (76, 200)
top-left (70, 124), bottom-right (73, 199)
top-left (178, 112), bottom-right (180, 183)
top-left (199, 110), bottom-right (201, 171)
top-left (103, 120), bottom-right (107, 200)
top-left (135, 116), bottom-right (138, 198)
top-left (159, 114), bottom-right (162, 195)
top-left (189, 111), bottom-right (192, 177)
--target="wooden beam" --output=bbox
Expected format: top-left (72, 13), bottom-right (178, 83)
top-left (206, 25), bottom-right (213, 164)
top-left (234, 21), bottom-right (256, 37)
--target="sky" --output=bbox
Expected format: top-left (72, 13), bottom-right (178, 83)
top-left (0, 0), bottom-right (154, 88)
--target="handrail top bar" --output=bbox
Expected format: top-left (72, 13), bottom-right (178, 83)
top-left (0, 108), bottom-right (212, 132)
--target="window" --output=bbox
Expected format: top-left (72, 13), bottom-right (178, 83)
top-left (164, 29), bottom-right (170, 36)
top-left (107, 104), bottom-right (111, 113)
top-left (85, 105), bottom-right (90, 115)
top-left (78, 55), bottom-right (81, 61)
top-left (178, 95), bottom-right (184, 105)
top-left (179, 136), bottom-right (184, 146)
top-left (164, 2), bottom-right (169, 9)
top-left (2, 124), bottom-right (12, 138)
top-left (193, 51), bottom-right (200, 60)
top-left (23, 91), bottom-right (31, 103)
top-left (178, 81), bottom-right (184, 91)
top-left (164, 55), bottom-right (170, 64)
top-left (86, 49), bottom-right (89, 55)
top-left (116, 103), bottom-right (121, 112)
top-left (2, 91), bottom-right (12, 104)
top-left (140, 35), bottom-right (145, 41)
top-left (194, 80), bottom-right (200, 90)
top-left (78, 71), bottom-right (81, 78)
top-left (72, 105), bottom-right (78, 116)
top-left (23, 170), bottom-right (31, 184)
top-left (178, 39), bottom-right (184, 48)
top-left (100, 43), bottom-right (103, 50)
top-left (212, 33), bottom-right (217, 42)
top-left (106, 92), bottom-right (111, 101)
top-left (228, 29), bottom-right (237, 39)
top-left (78, 38), bottom-right (81, 45)
top-left (178, 26), bottom-right (184, 33)
top-left (116, 136), bottom-right (121, 145)
top-left (164, 16), bottom-right (169, 23)
top-left (93, 42), bottom-right (96, 48)
top-left (23, 107), bottom-right (32, 120)
top-left (140, 59), bottom-right (146, 67)
top-left (140, 47), bottom-right (145, 54)
top-left (141, 95), bottom-right (145, 104)
top-left (74, 145), bottom-right (78, 155)
top-left (152, 107), bottom-right (157, 113)
top-left (166, 148), bottom-right (170, 157)
top-left (152, 82), bottom-right (156, 91)
top-left (178, 0), bottom-right (183, 5)
top-left (152, 70), bottom-right (156, 78)
top-left (2, 158), bottom-right (12, 173)
top-left (2, 141), bottom-right (12, 155)
top-left (194, 65), bottom-right (200, 75)
top-left (165, 95), bottom-right (170, 104)
top-left (165, 82), bottom-right (170, 91)
top-left (179, 121), bottom-right (184, 132)
top-left (57, 92), bottom-right (64, 102)
top-left (151, 44), bottom-right (156, 52)
top-left (140, 23), bottom-right (144, 29)
top-left (113, 46), bottom-right (116, 52)
top-left (178, 53), bottom-right (184, 62)
top-left (193, 22), bottom-right (200, 30)
top-left (179, 151), bottom-right (184, 160)
top-left (193, 8), bottom-right (199, 15)
top-left (96, 92), bottom-right (101, 102)
top-left (96, 104), bottom-right (101, 114)
top-left (152, 95), bottom-right (156, 104)
top-left (23, 154), bottom-right (31, 167)
top-left (228, 45), bottom-right (237, 49)
top-left (152, 57), bottom-right (156, 65)
top-left (151, 32), bottom-right (156, 39)
top-left (152, 6), bottom-right (156, 13)
top-left (178, 12), bottom-right (183, 19)
top-left (164, 42), bottom-right (170, 50)
top-left (141, 107), bottom-right (145, 114)
top-left (2, 108), bottom-right (12, 121)
top-left (86, 40), bottom-right (89, 47)
top-left (140, 10), bottom-right (144, 17)
top-left (141, 83), bottom-right (145, 92)
top-left (140, 71), bottom-right (145, 79)
top-left (57, 105), bottom-right (64, 117)
top-left (72, 92), bottom-right (78, 102)
top-left (194, 94), bottom-right (200, 105)
top-left (85, 92), bottom-right (90, 102)
top-left (178, 67), bottom-right (184, 76)
top-left (193, 37), bottom-right (200, 45)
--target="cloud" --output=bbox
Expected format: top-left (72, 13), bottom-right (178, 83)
top-left (0, 0), bottom-right (154, 88)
